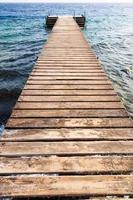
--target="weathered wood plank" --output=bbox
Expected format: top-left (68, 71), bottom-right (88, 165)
top-left (31, 72), bottom-right (106, 76)
top-left (41, 48), bottom-right (94, 51)
top-left (29, 76), bottom-right (108, 80)
top-left (11, 109), bottom-right (128, 118)
top-left (35, 63), bottom-right (100, 67)
top-left (44, 45), bottom-right (90, 48)
top-left (14, 102), bottom-right (123, 109)
top-left (24, 84), bottom-right (113, 90)
top-left (32, 66), bottom-right (103, 70)
top-left (37, 58), bottom-right (98, 60)
top-left (0, 141), bottom-right (133, 156)
top-left (42, 54), bottom-right (96, 57)
top-left (37, 60), bottom-right (99, 63)
top-left (0, 156), bottom-right (133, 174)
top-left (38, 57), bottom-right (98, 60)
top-left (21, 89), bottom-right (116, 95)
top-left (42, 50), bottom-right (94, 52)
top-left (32, 69), bottom-right (104, 72)
top-left (18, 95), bottom-right (120, 102)
top-left (6, 118), bottom-right (133, 128)
top-left (35, 65), bottom-right (101, 69)
top-left (0, 175), bottom-right (133, 197)
top-left (27, 80), bottom-right (111, 85)
top-left (35, 65), bottom-right (101, 68)
top-left (2, 128), bottom-right (133, 141)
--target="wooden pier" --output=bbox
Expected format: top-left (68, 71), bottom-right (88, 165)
top-left (0, 16), bottom-right (133, 198)
top-left (46, 15), bottom-right (85, 28)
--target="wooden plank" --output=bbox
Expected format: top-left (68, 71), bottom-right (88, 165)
top-left (44, 45), bottom-right (90, 47)
top-left (27, 80), bottom-right (111, 85)
top-left (42, 46), bottom-right (90, 48)
top-left (39, 50), bottom-right (95, 52)
top-left (40, 54), bottom-right (96, 56)
top-left (29, 76), bottom-right (108, 80)
top-left (41, 45), bottom-right (91, 47)
top-left (34, 67), bottom-right (102, 70)
top-left (31, 73), bottom-right (106, 76)
top-left (42, 44), bottom-right (89, 46)
top-left (39, 49), bottom-right (94, 52)
top-left (44, 43), bottom-right (89, 45)
top-left (1, 141), bottom-right (133, 156)
top-left (11, 109), bottom-right (128, 118)
top-left (42, 49), bottom-right (93, 51)
top-left (0, 175), bottom-right (133, 197)
top-left (0, 156), bottom-right (133, 174)
top-left (35, 61), bottom-right (100, 64)
top-left (14, 102), bottom-right (123, 109)
top-left (6, 118), bottom-right (133, 128)
top-left (38, 57), bottom-right (98, 60)
top-left (39, 49), bottom-right (95, 52)
top-left (36, 63), bottom-right (100, 66)
top-left (35, 62), bottom-right (100, 64)
top-left (39, 51), bottom-right (95, 54)
top-left (32, 69), bottom-right (104, 72)
top-left (24, 84), bottom-right (113, 90)
top-left (2, 128), bottom-right (133, 141)
top-left (38, 57), bottom-right (97, 60)
top-left (18, 95), bottom-right (120, 102)
top-left (37, 60), bottom-right (99, 62)
top-left (34, 65), bottom-right (101, 68)
top-left (38, 52), bottom-right (96, 54)
top-left (41, 49), bottom-right (94, 51)
top-left (21, 89), bottom-right (116, 95)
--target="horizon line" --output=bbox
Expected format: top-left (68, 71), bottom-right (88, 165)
top-left (0, 1), bottom-right (133, 3)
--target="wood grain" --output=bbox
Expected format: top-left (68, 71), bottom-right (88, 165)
top-left (24, 84), bottom-right (113, 90)
top-left (27, 80), bottom-right (111, 85)
top-left (1, 141), bottom-right (133, 156)
top-left (11, 109), bottom-right (128, 118)
top-left (6, 118), bottom-right (133, 128)
top-left (14, 102), bottom-right (123, 109)
top-left (0, 156), bottom-right (132, 174)
top-left (0, 175), bottom-right (133, 197)
top-left (1, 128), bottom-right (133, 141)
top-left (18, 95), bottom-right (120, 102)
top-left (21, 89), bottom-right (116, 95)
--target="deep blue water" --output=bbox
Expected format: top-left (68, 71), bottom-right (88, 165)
top-left (0, 3), bottom-right (133, 125)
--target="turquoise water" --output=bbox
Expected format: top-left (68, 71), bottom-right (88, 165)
top-left (0, 3), bottom-right (133, 124)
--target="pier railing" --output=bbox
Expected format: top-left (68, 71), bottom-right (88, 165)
top-left (45, 15), bottom-right (86, 28)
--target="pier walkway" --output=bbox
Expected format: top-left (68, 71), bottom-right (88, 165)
top-left (0, 16), bottom-right (133, 198)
